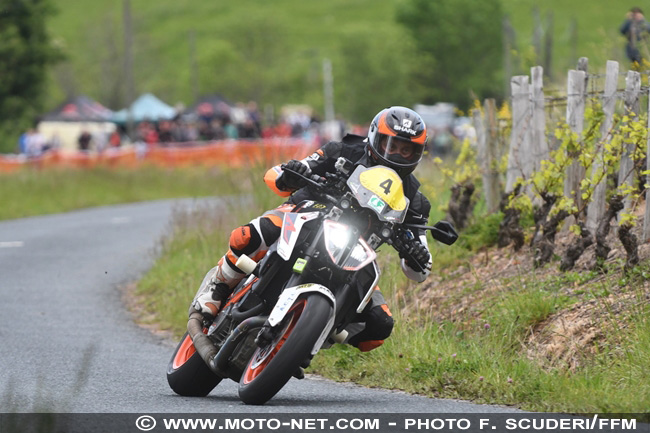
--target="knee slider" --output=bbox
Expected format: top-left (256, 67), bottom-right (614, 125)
top-left (229, 224), bottom-right (261, 256)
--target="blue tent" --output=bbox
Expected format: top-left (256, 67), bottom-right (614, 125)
top-left (112, 93), bottom-right (177, 123)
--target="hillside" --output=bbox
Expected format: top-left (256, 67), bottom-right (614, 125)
top-left (46, 0), bottom-right (640, 115)
top-left (419, 216), bottom-right (650, 371)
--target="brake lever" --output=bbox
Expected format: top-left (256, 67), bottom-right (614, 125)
top-left (402, 221), bottom-right (458, 246)
top-left (280, 165), bottom-right (325, 188)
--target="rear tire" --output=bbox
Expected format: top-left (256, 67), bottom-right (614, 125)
top-left (238, 294), bottom-right (332, 405)
top-left (167, 332), bottom-right (222, 397)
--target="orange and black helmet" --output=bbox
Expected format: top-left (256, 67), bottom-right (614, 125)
top-left (367, 106), bottom-right (427, 177)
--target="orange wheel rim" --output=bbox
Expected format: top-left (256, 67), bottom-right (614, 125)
top-left (242, 300), bottom-right (306, 384)
top-left (172, 334), bottom-right (196, 369)
top-left (172, 329), bottom-right (207, 370)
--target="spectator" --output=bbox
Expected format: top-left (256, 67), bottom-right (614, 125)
top-left (94, 131), bottom-right (108, 153)
top-left (238, 117), bottom-right (259, 139)
top-left (18, 130), bottom-right (31, 154)
top-left (273, 122), bottom-right (292, 138)
top-left (158, 120), bottom-right (174, 143)
top-left (44, 133), bottom-right (62, 153)
top-left (171, 119), bottom-right (185, 142)
top-left (198, 121), bottom-right (213, 141)
top-left (210, 119), bottom-right (226, 140)
top-left (26, 128), bottom-right (46, 157)
top-left (182, 121), bottom-right (199, 142)
top-left (78, 130), bottom-right (92, 152)
top-left (136, 121), bottom-right (159, 146)
top-left (230, 103), bottom-right (248, 127)
top-left (145, 126), bottom-right (159, 145)
top-left (109, 130), bottom-right (122, 148)
top-left (223, 116), bottom-right (239, 139)
top-left (246, 101), bottom-right (262, 136)
top-left (197, 102), bottom-right (215, 125)
top-left (620, 7), bottom-right (650, 64)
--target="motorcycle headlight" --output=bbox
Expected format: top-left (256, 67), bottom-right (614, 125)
top-left (323, 220), bottom-right (352, 265)
top-left (322, 220), bottom-right (377, 270)
top-left (342, 240), bottom-right (376, 271)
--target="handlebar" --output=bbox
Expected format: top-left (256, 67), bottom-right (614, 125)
top-left (280, 164), bottom-right (325, 185)
top-left (280, 165), bottom-right (342, 204)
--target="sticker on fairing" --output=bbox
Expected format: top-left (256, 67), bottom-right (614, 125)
top-left (277, 212), bottom-right (319, 260)
top-left (369, 195), bottom-right (386, 213)
top-left (293, 258), bottom-right (307, 273)
top-left (268, 290), bottom-right (300, 326)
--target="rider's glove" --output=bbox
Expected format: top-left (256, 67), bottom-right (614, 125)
top-left (400, 240), bottom-right (432, 273)
top-left (277, 160), bottom-right (312, 191)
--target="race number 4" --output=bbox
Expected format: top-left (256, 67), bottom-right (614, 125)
top-left (379, 178), bottom-right (393, 195)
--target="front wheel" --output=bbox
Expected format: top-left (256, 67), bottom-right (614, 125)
top-left (167, 332), bottom-right (222, 397)
top-left (238, 294), bottom-right (332, 405)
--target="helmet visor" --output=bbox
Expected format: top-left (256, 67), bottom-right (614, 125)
top-left (376, 135), bottom-right (424, 166)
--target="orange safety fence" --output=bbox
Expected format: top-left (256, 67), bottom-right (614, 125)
top-left (0, 138), bottom-right (318, 173)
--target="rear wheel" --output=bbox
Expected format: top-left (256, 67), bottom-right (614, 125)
top-left (238, 294), bottom-right (332, 405)
top-left (167, 332), bottom-right (222, 397)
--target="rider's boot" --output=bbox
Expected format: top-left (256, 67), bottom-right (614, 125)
top-left (191, 256), bottom-right (246, 318)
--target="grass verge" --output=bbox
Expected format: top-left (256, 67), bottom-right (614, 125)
top-left (0, 165), bottom-right (242, 221)
top-left (312, 266), bottom-right (650, 413)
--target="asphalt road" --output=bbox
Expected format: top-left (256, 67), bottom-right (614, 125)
top-left (0, 199), bottom-right (522, 414)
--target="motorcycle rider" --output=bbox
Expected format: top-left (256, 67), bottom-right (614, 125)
top-left (190, 106), bottom-right (432, 352)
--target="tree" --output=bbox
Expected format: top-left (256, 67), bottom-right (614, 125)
top-left (0, 0), bottom-right (62, 153)
top-left (336, 29), bottom-right (419, 123)
top-left (200, 13), bottom-right (299, 108)
top-left (396, 0), bottom-right (504, 109)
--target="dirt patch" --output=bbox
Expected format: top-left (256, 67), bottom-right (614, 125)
top-left (525, 292), bottom-right (636, 371)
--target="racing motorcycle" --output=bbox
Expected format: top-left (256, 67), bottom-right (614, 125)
top-left (167, 157), bottom-right (458, 405)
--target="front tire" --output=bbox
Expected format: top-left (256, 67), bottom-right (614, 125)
top-left (167, 332), bottom-right (222, 397)
top-left (238, 294), bottom-right (332, 405)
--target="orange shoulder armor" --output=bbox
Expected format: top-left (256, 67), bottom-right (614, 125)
top-left (264, 165), bottom-right (291, 197)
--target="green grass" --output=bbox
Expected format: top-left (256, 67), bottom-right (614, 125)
top-left (0, 165), bottom-right (240, 220)
top-left (312, 270), bottom-right (650, 413)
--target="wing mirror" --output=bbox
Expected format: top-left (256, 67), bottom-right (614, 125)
top-left (429, 220), bottom-right (458, 245)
